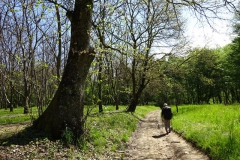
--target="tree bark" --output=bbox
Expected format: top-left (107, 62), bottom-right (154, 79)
top-left (55, 4), bottom-right (62, 79)
top-left (127, 83), bottom-right (146, 112)
top-left (98, 56), bottom-right (103, 113)
top-left (33, 0), bottom-right (94, 139)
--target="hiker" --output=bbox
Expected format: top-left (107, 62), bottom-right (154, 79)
top-left (161, 103), bottom-right (173, 134)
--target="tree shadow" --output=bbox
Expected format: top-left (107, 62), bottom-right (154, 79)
top-left (87, 110), bottom-right (147, 122)
top-left (87, 109), bottom-right (127, 117)
top-left (0, 125), bottom-right (52, 146)
top-left (152, 133), bottom-right (168, 138)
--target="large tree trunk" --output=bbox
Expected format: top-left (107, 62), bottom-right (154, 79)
top-left (33, 0), bottom-right (94, 139)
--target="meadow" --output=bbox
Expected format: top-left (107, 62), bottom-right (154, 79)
top-left (171, 104), bottom-right (240, 160)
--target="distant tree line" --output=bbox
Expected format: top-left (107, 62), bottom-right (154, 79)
top-left (1, 40), bottom-right (240, 111)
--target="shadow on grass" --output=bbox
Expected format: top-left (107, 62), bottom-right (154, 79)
top-left (90, 109), bottom-right (157, 123)
top-left (87, 109), bottom-right (147, 121)
top-left (87, 109), bottom-right (157, 123)
top-left (87, 109), bottom-right (128, 117)
top-left (0, 125), bottom-right (52, 146)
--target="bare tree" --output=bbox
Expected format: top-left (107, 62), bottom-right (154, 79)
top-left (95, 0), bottom-right (184, 111)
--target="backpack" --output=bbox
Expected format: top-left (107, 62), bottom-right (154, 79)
top-left (163, 106), bottom-right (173, 120)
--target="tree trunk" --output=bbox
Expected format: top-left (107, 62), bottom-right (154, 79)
top-left (10, 82), bottom-right (14, 112)
top-left (127, 96), bottom-right (138, 112)
top-left (23, 64), bottom-right (30, 114)
top-left (127, 84), bottom-right (146, 112)
top-left (33, 0), bottom-right (94, 139)
top-left (98, 56), bottom-right (103, 113)
top-left (55, 4), bottom-right (62, 80)
top-left (115, 95), bottom-right (119, 110)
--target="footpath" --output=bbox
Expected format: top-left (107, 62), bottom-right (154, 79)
top-left (123, 110), bottom-right (209, 160)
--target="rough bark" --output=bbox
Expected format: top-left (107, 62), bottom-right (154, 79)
top-left (33, 0), bottom-right (94, 139)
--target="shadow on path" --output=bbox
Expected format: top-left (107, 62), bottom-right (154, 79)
top-left (152, 133), bottom-right (168, 138)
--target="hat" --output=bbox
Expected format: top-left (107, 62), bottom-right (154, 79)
top-left (163, 103), bottom-right (167, 106)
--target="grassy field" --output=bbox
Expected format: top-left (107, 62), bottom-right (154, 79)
top-left (171, 104), bottom-right (240, 160)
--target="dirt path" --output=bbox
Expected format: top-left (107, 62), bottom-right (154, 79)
top-left (123, 110), bottom-right (209, 160)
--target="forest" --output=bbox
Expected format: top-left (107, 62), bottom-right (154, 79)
top-left (0, 0), bottom-right (239, 139)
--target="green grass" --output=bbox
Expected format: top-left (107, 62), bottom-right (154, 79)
top-left (0, 105), bottom-right (158, 159)
top-left (0, 107), bottom-right (38, 124)
top-left (83, 105), bottom-right (158, 157)
top-left (171, 104), bottom-right (240, 160)
top-left (2, 104), bottom-right (240, 159)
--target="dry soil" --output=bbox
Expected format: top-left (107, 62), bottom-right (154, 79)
top-left (123, 110), bottom-right (210, 160)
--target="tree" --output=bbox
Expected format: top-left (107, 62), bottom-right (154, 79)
top-left (228, 5), bottom-right (240, 102)
top-left (225, 37), bottom-right (240, 103)
top-left (184, 48), bottom-right (223, 104)
top-left (96, 0), bottom-right (185, 112)
top-left (0, 0), bottom-right (48, 113)
top-left (33, 0), bottom-right (94, 139)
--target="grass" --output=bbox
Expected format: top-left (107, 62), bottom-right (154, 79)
top-left (0, 105), bottom-right (158, 159)
top-left (0, 107), bottom-right (38, 125)
top-left (171, 104), bottom-right (240, 160)
top-left (83, 105), bottom-right (158, 158)
top-left (2, 104), bottom-right (240, 159)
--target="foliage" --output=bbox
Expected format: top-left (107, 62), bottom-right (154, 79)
top-left (172, 104), bottom-right (240, 160)
top-left (151, 48), bottom-right (226, 105)
top-left (226, 37), bottom-right (240, 85)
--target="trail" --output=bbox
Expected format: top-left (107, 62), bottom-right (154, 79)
top-left (123, 110), bottom-right (209, 160)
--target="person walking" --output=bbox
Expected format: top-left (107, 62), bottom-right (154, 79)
top-left (161, 103), bottom-right (173, 134)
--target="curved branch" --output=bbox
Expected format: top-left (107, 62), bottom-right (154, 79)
top-left (46, 0), bottom-right (70, 12)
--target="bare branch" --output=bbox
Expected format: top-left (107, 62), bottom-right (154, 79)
top-left (45, 0), bottom-right (70, 11)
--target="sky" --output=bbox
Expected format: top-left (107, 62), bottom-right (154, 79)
top-left (151, 4), bottom-right (237, 58)
top-left (184, 9), bottom-right (236, 49)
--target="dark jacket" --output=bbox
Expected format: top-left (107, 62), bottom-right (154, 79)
top-left (161, 106), bottom-right (173, 120)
